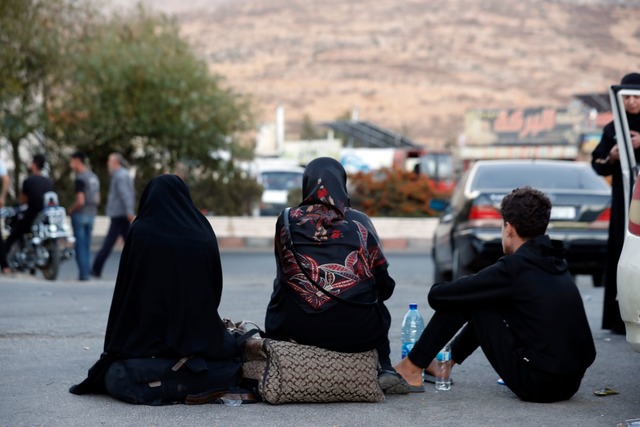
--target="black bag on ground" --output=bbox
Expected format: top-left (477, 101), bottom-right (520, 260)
top-left (104, 356), bottom-right (241, 406)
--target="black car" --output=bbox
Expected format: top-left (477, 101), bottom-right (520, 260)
top-left (432, 160), bottom-right (611, 285)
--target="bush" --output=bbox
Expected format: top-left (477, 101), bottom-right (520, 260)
top-left (188, 169), bottom-right (263, 216)
top-left (349, 168), bottom-right (449, 217)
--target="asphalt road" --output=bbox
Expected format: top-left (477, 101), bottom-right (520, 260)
top-left (1, 249), bottom-right (639, 427)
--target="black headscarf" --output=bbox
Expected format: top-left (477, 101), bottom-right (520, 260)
top-left (301, 156), bottom-right (350, 213)
top-left (70, 174), bottom-right (238, 394)
top-left (278, 158), bottom-right (388, 312)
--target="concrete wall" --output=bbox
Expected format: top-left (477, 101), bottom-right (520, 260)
top-left (91, 216), bottom-right (438, 251)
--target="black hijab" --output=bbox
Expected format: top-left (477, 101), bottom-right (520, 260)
top-left (301, 157), bottom-right (350, 213)
top-left (278, 158), bottom-right (388, 312)
top-left (70, 174), bottom-right (238, 394)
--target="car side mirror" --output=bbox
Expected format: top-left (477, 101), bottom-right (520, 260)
top-left (429, 198), bottom-right (450, 212)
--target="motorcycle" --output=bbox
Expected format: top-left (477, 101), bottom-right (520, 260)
top-left (2, 191), bottom-right (75, 280)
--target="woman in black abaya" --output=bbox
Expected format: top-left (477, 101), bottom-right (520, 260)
top-left (265, 157), bottom-right (410, 394)
top-left (70, 174), bottom-right (241, 405)
top-left (592, 72), bottom-right (640, 335)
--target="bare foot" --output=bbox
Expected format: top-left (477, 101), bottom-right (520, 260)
top-left (425, 358), bottom-right (455, 378)
top-left (394, 357), bottom-right (424, 387)
top-left (425, 358), bottom-right (439, 377)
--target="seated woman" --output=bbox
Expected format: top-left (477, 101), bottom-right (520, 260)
top-left (265, 157), bottom-right (409, 394)
top-left (69, 174), bottom-right (244, 405)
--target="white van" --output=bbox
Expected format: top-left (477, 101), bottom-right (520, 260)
top-left (256, 162), bottom-right (304, 216)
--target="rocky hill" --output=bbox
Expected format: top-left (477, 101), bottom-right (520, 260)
top-left (140, 0), bottom-right (640, 147)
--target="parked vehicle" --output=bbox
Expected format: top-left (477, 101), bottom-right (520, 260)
top-left (432, 160), bottom-right (611, 284)
top-left (610, 83), bottom-right (640, 351)
top-left (617, 171), bottom-right (640, 351)
top-left (256, 163), bottom-right (304, 216)
top-left (416, 152), bottom-right (456, 194)
top-left (2, 192), bottom-right (74, 280)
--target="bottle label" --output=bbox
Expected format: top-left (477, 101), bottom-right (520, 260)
top-left (436, 350), bottom-right (451, 362)
top-left (401, 342), bottom-right (414, 358)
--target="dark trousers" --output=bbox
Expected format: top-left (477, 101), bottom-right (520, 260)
top-left (408, 309), bottom-right (582, 403)
top-left (92, 216), bottom-right (130, 277)
top-left (376, 302), bottom-right (393, 372)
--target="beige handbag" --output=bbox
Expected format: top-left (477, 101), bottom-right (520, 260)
top-left (242, 338), bottom-right (384, 404)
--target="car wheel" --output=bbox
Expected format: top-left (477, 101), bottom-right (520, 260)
top-left (452, 248), bottom-right (472, 280)
top-left (432, 248), bottom-right (451, 283)
top-left (591, 269), bottom-right (605, 287)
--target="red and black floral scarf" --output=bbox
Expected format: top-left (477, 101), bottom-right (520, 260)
top-left (276, 157), bottom-right (388, 311)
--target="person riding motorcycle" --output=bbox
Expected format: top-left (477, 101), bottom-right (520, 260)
top-left (3, 154), bottom-right (54, 266)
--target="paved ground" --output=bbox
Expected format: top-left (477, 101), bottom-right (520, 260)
top-left (0, 250), bottom-right (639, 427)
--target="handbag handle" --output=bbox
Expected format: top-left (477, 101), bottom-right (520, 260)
top-left (283, 208), bottom-right (378, 307)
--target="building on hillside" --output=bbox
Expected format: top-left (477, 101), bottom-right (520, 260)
top-left (459, 94), bottom-right (615, 170)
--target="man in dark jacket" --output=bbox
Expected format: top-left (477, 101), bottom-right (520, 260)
top-left (395, 187), bottom-right (596, 403)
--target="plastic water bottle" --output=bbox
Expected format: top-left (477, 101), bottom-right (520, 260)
top-left (221, 398), bottom-right (243, 406)
top-left (435, 343), bottom-right (452, 391)
top-left (401, 303), bottom-right (425, 358)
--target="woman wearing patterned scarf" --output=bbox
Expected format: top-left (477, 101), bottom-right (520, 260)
top-left (265, 157), bottom-right (410, 394)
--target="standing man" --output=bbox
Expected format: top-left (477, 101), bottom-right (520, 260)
top-left (69, 151), bottom-right (100, 281)
top-left (394, 187), bottom-right (596, 403)
top-left (91, 153), bottom-right (135, 278)
top-left (3, 154), bottom-right (54, 262)
top-left (0, 157), bottom-right (10, 273)
top-left (591, 72), bottom-right (640, 335)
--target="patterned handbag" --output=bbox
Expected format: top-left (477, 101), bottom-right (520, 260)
top-left (243, 338), bottom-right (384, 404)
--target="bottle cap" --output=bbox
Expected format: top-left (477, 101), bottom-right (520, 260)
top-left (409, 303), bottom-right (418, 310)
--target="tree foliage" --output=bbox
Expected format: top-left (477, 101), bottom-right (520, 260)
top-left (0, 0), bottom-right (83, 197)
top-left (188, 164), bottom-right (263, 216)
top-left (48, 6), bottom-right (256, 211)
top-left (0, 1), bottom-right (259, 214)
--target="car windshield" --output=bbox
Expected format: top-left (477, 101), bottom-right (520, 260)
top-left (261, 171), bottom-right (303, 191)
top-left (471, 163), bottom-right (609, 191)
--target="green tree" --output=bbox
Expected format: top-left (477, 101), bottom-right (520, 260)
top-left (189, 164), bottom-right (263, 216)
top-left (0, 0), bottom-right (83, 197)
top-left (48, 6), bottom-right (257, 213)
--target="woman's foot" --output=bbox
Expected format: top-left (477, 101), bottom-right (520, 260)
top-left (424, 358), bottom-right (439, 379)
top-left (378, 370), bottom-right (411, 394)
top-left (394, 357), bottom-right (425, 392)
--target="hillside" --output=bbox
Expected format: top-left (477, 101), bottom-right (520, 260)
top-left (140, 0), bottom-right (640, 147)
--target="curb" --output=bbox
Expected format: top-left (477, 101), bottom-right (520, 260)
top-left (215, 237), bottom-right (432, 252)
top-left (90, 237), bottom-right (432, 253)
top-left (87, 216), bottom-right (438, 253)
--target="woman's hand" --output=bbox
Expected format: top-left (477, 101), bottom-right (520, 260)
top-left (630, 130), bottom-right (640, 149)
top-left (609, 145), bottom-right (620, 162)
